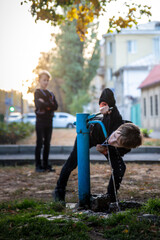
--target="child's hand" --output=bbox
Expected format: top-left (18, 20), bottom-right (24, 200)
top-left (38, 98), bottom-right (45, 103)
top-left (96, 144), bottom-right (108, 155)
top-left (99, 102), bottom-right (112, 115)
top-left (100, 106), bottom-right (110, 115)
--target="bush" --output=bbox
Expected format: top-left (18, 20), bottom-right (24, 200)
top-left (0, 122), bottom-right (34, 144)
top-left (140, 128), bottom-right (153, 138)
top-left (0, 114), bottom-right (4, 122)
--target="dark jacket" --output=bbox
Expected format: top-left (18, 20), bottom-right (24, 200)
top-left (34, 89), bottom-right (58, 124)
top-left (90, 105), bottom-right (131, 156)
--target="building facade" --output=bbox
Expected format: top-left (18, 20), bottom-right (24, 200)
top-left (139, 65), bottom-right (160, 131)
top-left (113, 55), bottom-right (159, 125)
top-left (88, 21), bottom-right (160, 118)
top-left (0, 89), bottom-right (30, 120)
top-left (103, 21), bottom-right (160, 90)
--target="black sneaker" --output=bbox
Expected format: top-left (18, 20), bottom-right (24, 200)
top-left (35, 166), bottom-right (45, 173)
top-left (52, 188), bottom-right (66, 203)
top-left (44, 165), bottom-right (55, 172)
top-left (90, 194), bottom-right (112, 212)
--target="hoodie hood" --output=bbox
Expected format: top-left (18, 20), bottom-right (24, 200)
top-left (99, 88), bottom-right (116, 107)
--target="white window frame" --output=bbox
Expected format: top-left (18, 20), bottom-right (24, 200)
top-left (107, 41), bottom-right (112, 55)
top-left (107, 68), bottom-right (112, 81)
top-left (153, 37), bottom-right (160, 58)
top-left (150, 96), bottom-right (153, 116)
top-left (155, 94), bottom-right (159, 116)
top-left (127, 40), bottom-right (137, 54)
top-left (143, 98), bottom-right (146, 117)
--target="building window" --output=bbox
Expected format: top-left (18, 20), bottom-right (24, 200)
top-left (155, 94), bottom-right (158, 116)
top-left (127, 40), bottom-right (137, 54)
top-left (150, 96), bottom-right (153, 116)
top-left (153, 37), bottom-right (160, 58)
top-left (155, 23), bottom-right (160, 30)
top-left (107, 68), bottom-right (112, 81)
top-left (143, 98), bottom-right (146, 117)
top-left (107, 41), bottom-right (112, 55)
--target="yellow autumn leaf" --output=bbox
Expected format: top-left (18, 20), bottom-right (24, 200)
top-left (123, 229), bottom-right (129, 233)
top-left (67, 7), bottom-right (78, 21)
top-left (90, 0), bottom-right (99, 8)
top-left (79, 5), bottom-right (84, 12)
top-left (37, 9), bottom-right (52, 21)
top-left (78, 5), bottom-right (89, 13)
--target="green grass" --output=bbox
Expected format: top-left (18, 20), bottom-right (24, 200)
top-left (143, 140), bottom-right (160, 146)
top-left (0, 198), bottom-right (160, 240)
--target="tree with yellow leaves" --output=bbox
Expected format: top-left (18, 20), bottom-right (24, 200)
top-left (21, 0), bottom-right (151, 41)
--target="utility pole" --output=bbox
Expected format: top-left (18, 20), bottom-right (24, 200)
top-left (21, 92), bottom-right (23, 121)
top-left (21, 80), bottom-right (24, 121)
top-left (5, 92), bottom-right (9, 122)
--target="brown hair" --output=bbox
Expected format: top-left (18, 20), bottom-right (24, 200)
top-left (118, 123), bottom-right (143, 149)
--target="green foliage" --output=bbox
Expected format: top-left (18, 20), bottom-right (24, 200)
top-left (142, 198), bottom-right (160, 215)
top-left (69, 89), bottom-right (90, 115)
top-left (0, 114), bottom-right (4, 122)
top-left (0, 199), bottom-right (65, 216)
top-left (50, 20), bottom-right (100, 113)
top-left (31, 20), bottom-right (100, 113)
top-left (0, 122), bottom-right (34, 144)
top-left (143, 140), bottom-right (160, 146)
top-left (0, 199), bottom-right (89, 240)
top-left (0, 198), bottom-right (160, 240)
top-left (140, 128), bottom-right (153, 138)
top-left (52, 21), bottom-right (84, 102)
top-left (21, 0), bottom-right (152, 40)
top-left (103, 206), bottom-right (160, 239)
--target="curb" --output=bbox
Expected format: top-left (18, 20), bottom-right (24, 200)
top-left (0, 145), bottom-right (160, 154)
top-left (0, 145), bottom-right (160, 166)
top-left (0, 153), bottom-right (160, 166)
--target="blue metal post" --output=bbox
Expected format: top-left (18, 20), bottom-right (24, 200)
top-left (76, 113), bottom-right (90, 207)
top-left (76, 113), bottom-right (108, 207)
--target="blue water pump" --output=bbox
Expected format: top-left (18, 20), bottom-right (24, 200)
top-left (76, 113), bottom-right (107, 207)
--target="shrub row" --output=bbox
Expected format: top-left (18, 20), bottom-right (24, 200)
top-left (0, 122), bottom-right (35, 144)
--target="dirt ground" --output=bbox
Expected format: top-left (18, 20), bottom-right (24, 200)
top-left (17, 129), bottom-right (77, 146)
top-left (1, 129), bottom-right (160, 203)
top-left (16, 128), bottom-right (160, 146)
top-left (1, 163), bottom-right (160, 203)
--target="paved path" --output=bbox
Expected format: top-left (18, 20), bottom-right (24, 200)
top-left (0, 145), bottom-right (160, 166)
top-left (0, 153), bottom-right (160, 165)
top-left (149, 131), bottom-right (160, 139)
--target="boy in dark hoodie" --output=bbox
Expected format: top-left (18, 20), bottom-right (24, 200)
top-left (53, 88), bottom-right (142, 204)
top-left (34, 70), bottom-right (58, 172)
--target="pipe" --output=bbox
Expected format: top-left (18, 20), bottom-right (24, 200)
top-left (76, 113), bottom-right (90, 207)
top-left (76, 114), bottom-right (108, 207)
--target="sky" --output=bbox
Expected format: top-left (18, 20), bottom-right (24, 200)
top-left (0, 0), bottom-right (54, 100)
top-left (0, 0), bottom-right (160, 102)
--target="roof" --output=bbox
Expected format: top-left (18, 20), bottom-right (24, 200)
top-left (139, 64), bottom-right (160, 89)
top-left (113, 54), bottom-right (159, 76)
top-left (127, 54), bottom-right (159, 67)
top-left (103, 21), bottom-right (160, 37)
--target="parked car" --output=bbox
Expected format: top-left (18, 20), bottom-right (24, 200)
top-left (7, 112), bottom-right (22, 123)
top-left (53, 112), bottom-right (76, 128)
top-left (22, 113), bottom-right (36, 125)
top-left (19, 112), bottom-right (76, 128)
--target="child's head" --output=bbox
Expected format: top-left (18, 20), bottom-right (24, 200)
top-left (99, 88), bottom-right (116, 107)
top-left (108, 123), bottom-right (143, 149)
top-left (38, 70), bottom-right (51, 90)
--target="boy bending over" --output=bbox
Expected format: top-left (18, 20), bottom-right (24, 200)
top-left (53, 88), bottom-right (142, 205)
